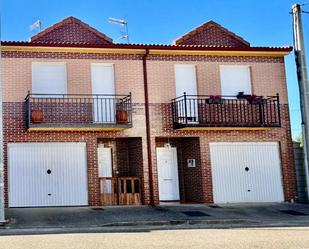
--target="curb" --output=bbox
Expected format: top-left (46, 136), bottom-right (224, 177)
top-left (2, 219), bottom-right (309, 235)
top-left (1, 218), bottom-right (259, 229)
top-left (99, 219), bottom-right (259, 227)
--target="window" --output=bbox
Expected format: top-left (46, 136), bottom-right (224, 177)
top-left (220, 65), bottom-right (252, 96)
top-left (174, 64), bottom-right (197, 97)
top-left (174, 64), bottom-right (198, 122)
top-left (91, 63), bottom-right (115, 123)
top-left (32, 62), bottom-right (67, 94)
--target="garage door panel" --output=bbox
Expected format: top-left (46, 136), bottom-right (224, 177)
top-left (210, 144), bottom-right (245, 203)
top-left (246, 144), bottom-right (283, 202)
top-left (210, 142), bottom-right (284, 203)
top-left (9, 145), bottom-right (49, 207)
top-left (8, 143), bottom-right (88, 207)
top-left (52, 145), bottom-right (88, 206)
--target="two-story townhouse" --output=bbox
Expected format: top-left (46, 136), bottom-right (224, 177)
top-left (1, 17), bottom-right (295, 208)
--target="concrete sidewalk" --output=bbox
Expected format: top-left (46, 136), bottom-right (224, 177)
top-left (2, 203), bottom-right (309, 234)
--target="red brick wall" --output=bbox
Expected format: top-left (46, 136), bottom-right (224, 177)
top-left (31, 20), bottom-right (112, 45)
top-left (128, 138), bottom-right (145, 199)
top-left (150, 103), bottom-right (296, 204)
top-left (2, 48), bottom-right (295, 206)
top-left (3, 102), bottom-right (148, 207)
top-left (115, 139), bottom-right (130, 176)
top-left (29, 102), bottom-right (93, 125)
top-left (175, 24), bottom-right (249, 47)
top-left (180, 138), bottom-right (204, 203)
top-left (155, 137), bottom-right (204, 203)
top-left (128, 138), bottom-right (144, 178)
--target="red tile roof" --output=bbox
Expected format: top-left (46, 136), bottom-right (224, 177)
top-left (1, 17), bottom-right (292, 53)
top-left (1, 40), bottom-right (292, 52)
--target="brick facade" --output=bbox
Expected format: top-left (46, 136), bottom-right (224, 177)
top-left (3, 102), bottom-right (149, 207)
top-left (150, 103), bottom-right (295, 204)
top-left (31, 17), bottom-right (112, 45)
top-left (174, 21), bottom-right (250, 47)
top-left (1, 19), bottom-right (296, 207)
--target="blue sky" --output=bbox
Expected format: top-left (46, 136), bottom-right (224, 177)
top-left (1, 0), bottom-right (308, 138)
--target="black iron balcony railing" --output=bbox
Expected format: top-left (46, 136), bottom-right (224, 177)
top-left (171, 93), bottom-right (281, 129)
top-left (25, 93), bottom-right (132, 130)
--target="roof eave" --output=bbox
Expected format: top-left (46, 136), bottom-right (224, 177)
top-left (0, 41), bottom-right (293, 52)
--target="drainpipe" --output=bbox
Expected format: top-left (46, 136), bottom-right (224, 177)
top-left (142, 49), bottom-right (155, 206)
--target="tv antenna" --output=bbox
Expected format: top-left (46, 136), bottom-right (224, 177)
top-left (30, 20), bottom-right (42, 32)
top-left (108, 17), bottom-right (129, 44)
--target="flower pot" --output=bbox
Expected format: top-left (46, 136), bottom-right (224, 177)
top-left (116, 110), bottom-right (128, 124)
top-left (206, 98), bottom-right (224, 104)
top-left (237, 92), bottom-right (251, 99)
top-left (30, 110), bottom-right (43, 124)
top-left (248, 98), bottom-right (265, 105)
top-left (246, 95), bottom-right (265, 105)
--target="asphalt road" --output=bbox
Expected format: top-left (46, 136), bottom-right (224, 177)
top-left (0, 228), bottom-right (309, 249)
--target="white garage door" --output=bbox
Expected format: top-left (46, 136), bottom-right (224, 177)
top-left (8, 143), bottom-right (88, 207)
top-left (210, 142), bottom-right (284, 203)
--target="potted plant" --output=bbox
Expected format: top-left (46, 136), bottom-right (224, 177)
top-left (116, 103), bottom-right (128, 124)
top-left (246, 95), bottom-right (265, 105)
top-left (30, 110), bottom-right (43, 123)
top-left (206, 95), bottom-right (224, 104)
top-left (237, 91), bottom-right (251, 99)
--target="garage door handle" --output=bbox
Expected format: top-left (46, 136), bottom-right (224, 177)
top-left (48, 193), bottom-right (52, 196)
top-left (47, 169), bottom-right (51, 174)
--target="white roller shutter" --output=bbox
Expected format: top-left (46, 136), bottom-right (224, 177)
top-left (91, 63), bottom-right (116, 123)
top-left (32, 62), bottom-right (67, 94)
top-left (220, 65), bottom-right (251, 96)
top-left (174, 64), bottom-right (198, 121)
top-left (210, 142), bottom-right (284, 203)
top-left (8, 143), bottom-right (88, 207)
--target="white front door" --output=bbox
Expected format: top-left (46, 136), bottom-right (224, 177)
top-left (210, 142), bottom-right (284, 203)
top-left (8, 143), bottom-right (88, 207)
top-left (91, 63), bottom-right (115, 123)
top-left (98, 146), bottom-right (113, 193)
top-left (157, 147), bottom-right (180, 201)
top-left (174, 64), bottom-right (198, 122)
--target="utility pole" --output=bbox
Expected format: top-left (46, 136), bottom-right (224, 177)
top-left (292, 3), bottom-right (309, 199)
top-left (0, 15), bottom-right (5, 222)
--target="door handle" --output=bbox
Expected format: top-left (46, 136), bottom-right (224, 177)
top-left (163, 179), bottom-right (172, 181)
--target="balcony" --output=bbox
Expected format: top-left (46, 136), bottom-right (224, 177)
top-left (25, 93), bottom-right (132, 131)
top-left (171, 93), bottom-right (281, 130)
